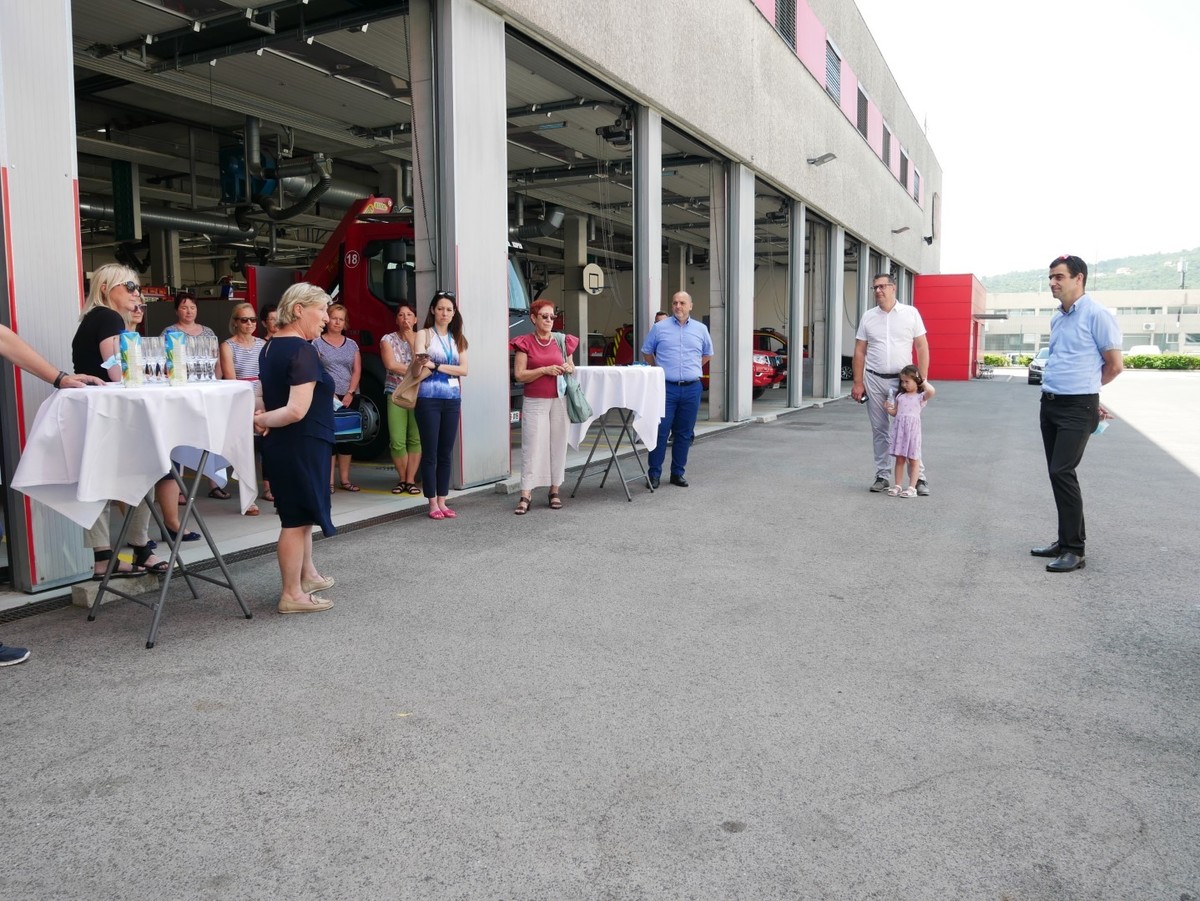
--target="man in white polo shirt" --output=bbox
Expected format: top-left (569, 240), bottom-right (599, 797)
top-left (851, 273), bottom-right (930, 494)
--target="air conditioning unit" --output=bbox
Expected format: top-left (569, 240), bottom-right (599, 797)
top-left (1143, 322), bottom-right (1155, 331)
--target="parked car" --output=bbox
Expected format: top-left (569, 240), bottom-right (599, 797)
top-left (1125, 344), bottom-right (1162, 356)
top-left (1028, 347), bottom-right (1049, 384)
top-left (601, 324), bottom-right (786, 398)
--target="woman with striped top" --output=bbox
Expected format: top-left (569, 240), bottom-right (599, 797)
top-left (221, 301), bottom-right (267, 514)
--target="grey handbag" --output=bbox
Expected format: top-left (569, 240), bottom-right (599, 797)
top-left (553, 332), bottom-right (592, 423)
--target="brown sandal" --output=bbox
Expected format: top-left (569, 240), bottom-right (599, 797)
top-left (514, 497), bottom-right (531, 515)
top-left (548, 492), bottom-right (563, 510)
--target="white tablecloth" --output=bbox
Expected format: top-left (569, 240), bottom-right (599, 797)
top-left (567, 366), bottom-right (667, 451)
top-left (12, 381), bottom-right (257, 528)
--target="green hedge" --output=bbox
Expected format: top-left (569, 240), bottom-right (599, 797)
top-left (982, 354), bottom-right (1009, 367)
top-left (1122, 354), bottom-right (1200, 370)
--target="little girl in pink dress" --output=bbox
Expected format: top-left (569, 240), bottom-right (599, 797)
top-left (884, 364), bottom-right (936, 497)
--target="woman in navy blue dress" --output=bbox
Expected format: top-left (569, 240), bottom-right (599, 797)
top-left (254, 283), bottom-right (337, 614)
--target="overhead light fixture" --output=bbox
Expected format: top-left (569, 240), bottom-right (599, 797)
top-left (891, 226), bottom-right (910, 234)
top-left (807, 152), bottom-right (837, 166)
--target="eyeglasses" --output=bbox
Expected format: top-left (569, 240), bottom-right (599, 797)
top-left (872, 284), bottom-right (892, 292)
top-left (235, 317), bottom-right (258, 324)
top-left (118, 281), bottom-right (142, 294)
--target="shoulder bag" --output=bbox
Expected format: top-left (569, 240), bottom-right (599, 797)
top-left (390, 329), bottom-right (430, 410)
top-left (553, 332), bottom-right (592, 424)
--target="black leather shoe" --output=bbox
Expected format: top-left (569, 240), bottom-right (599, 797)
top-left (669, 475), bottom-right (689, 487)
top-left (1046, 552), bottom-right (1085, 573)
top-left (647, 476), bottom-right (660, 490)
top-left (1030, 542), bottom-right (1062, 558)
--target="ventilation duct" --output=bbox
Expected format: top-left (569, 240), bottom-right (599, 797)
top-left (509, 205), bottom-right (566, 240)
top-left (79, 196), bottom-right (257, 240)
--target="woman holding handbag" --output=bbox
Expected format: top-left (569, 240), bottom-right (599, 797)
top-left (413, 290), bottom-right (469, 520)
top-left (510, 299), bottom-right (579, 514)
top-left (381, 302), bottom-right (422, 495)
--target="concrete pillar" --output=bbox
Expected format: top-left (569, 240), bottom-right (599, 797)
top-left (147, 229), bottom-right (180, 290)
top-left (825, 225), bottom-right (846, 398)
top-left (562, 213), bottom-right (587, 359)
top-left (632, 105), bottom-right (662, 354)
top-left (433, 0), bottom-right (510, 487)
top-left (706, 162), bottom-right (727, 423)
top-left (667, 241), bottom-right (686, 312)
top-left (786, 201), bottom-right (806, 408)
top-left (407, 0), bottom-right (439, 308)
top-left (726, 163), bottom-right (755, 422)
top-left (0, 0), bottom-right (90, 590)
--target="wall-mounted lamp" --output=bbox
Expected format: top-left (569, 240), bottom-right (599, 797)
top-left (806, 153), bottom-right (837, 166)
top-left (891, 226), bottom-right (910, 234)
top-left (923, 235), bottom-right (934, 246)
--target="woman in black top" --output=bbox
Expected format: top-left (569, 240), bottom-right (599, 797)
top-left (71, 264), bottom-right (169, 577)
top-left (253, 282), bottom-right (338, 614)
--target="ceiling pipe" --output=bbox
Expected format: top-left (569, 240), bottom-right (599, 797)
top-left (509, 205), bottom-right (566, 241)
top-left (79, 195), bottom-right (257, 240)
top-left (244, 115), bottom-right (332, 220)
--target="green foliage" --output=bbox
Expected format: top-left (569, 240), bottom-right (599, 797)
top-left (982, 354), bottom-right (1009, 367)
top-left (1122, 354), bottom-right (1200, 370)
top-left (981, 247), bottom-right (1199, 292)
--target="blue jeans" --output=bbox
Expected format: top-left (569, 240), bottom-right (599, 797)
top-left (414, 396), bottom-right (461, 497)
top-left (648, 380), bottom-right (702, 479)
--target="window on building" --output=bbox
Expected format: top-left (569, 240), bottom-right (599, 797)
top-left (1185, 333), bottom-right (1200, 346)
top-left (856, 88), bottom-right (868, 137)
top-left (912, 169), bottom-right (920, 200)
top-left (899, 153), bottom-right (909, 189)
top-left (774, 0), bottom-right (796, 49)
top-left (882, 125), bottom-right (891, 167)
top-left (825, 42), bottom-right (841, 101)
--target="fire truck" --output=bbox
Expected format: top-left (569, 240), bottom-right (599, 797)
top-left (244, 196), bottom-right (533, 459)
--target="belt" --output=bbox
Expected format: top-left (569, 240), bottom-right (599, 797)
top-left (867, 369), bottom-right (900, 379)
top-left (1041, 392), bottom-right (1098, 402)
top-left (668, 380), bottom-right (699, 386)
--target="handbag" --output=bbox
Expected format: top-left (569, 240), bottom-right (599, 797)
top-left (390, 330), bottom-right (430, 410)
top-left (553, 333), bottom-right (592, 424)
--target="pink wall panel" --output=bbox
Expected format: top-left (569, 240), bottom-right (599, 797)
top-left (795, 0), bottom-right (826, 81)
top-left (867, 101), bottom-right (883, 154)
top-left (840, 60), bottom-right (856, 120)
top-left (754, 0), bottom-right (775, 25)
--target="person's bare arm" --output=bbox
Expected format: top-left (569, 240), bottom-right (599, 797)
top-left (851, 339), bottom-right (868, 401)
top-left (914, 334), bottom-right (930, 381)
top-left (1100, 348), bottom-right (1124, 386)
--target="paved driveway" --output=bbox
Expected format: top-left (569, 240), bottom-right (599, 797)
top-left (2, 375), bottom-right (1197, 900)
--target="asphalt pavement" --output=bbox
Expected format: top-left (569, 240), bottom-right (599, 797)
top-left (2, 373), bottom-right (1197, 900)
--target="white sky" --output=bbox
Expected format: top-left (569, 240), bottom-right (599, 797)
top-left (852, 0), bottom-right (1200, 277)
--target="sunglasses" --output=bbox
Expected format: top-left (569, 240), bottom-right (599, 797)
top-left (235, 316), bottom-right (258, 324)
top-left (116, 281), bottom-right (142, 294)
top-left (432, 291), bottom-right (456, 301)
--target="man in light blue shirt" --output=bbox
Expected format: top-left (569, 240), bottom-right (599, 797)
top-left (641, 291), bottom-right (713, 488)
top-left (1031, 255), bottom-right (1123, 573)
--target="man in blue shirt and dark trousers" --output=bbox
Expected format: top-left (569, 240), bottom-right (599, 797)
top-left (641, 291), bottom-right (713, 489)
top-left (1031, 255), bottom-right (1123, 573)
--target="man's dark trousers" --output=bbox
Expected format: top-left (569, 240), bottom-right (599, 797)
top-left (648, 380), bottom-right (703, 480)
top-left (1039, 393), bottom-right (1100, 554)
